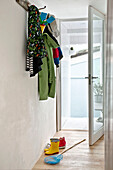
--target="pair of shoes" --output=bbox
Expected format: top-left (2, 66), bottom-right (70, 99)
top-left (44, 137), bottom-right (66, 155)
top-left (45, 138), bottom-right (59, 155)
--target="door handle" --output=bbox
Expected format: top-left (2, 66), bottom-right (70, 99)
top-left (92, 76), bottom-right (98, 79)
top-left (85, 75), bottom-right (98, 85)
top-left (85, 76), bottom-right (98, 79)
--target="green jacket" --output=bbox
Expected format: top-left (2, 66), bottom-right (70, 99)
top-left (38, 33), bottom-right (59, 100)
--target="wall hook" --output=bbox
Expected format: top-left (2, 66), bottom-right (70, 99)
top-left (16, 0), bottom-right (46, 11)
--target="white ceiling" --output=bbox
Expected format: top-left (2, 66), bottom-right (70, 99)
top-left (34, 0), bottom-right (107, 18)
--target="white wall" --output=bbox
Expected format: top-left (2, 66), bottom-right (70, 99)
top-left (0, 0), bottom-right (56, 169)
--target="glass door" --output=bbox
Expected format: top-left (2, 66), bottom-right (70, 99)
top-left (88, 6), bottom-right (105, 145)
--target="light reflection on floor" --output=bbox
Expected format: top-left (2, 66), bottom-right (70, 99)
top-left (62, 117), bottom-right (103, 131)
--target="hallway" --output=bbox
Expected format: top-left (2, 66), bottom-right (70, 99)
top-left (33, 131), bottom-right (104, 170)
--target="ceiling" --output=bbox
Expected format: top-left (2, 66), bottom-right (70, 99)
top-left (34, 0), bottom-right (107, 18)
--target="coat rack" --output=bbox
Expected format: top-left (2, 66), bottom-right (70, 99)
top-left (16, 0), bottom-right (46, 11)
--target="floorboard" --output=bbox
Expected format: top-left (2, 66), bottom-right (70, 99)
top-left (32, 131), bottom-right (104, 170)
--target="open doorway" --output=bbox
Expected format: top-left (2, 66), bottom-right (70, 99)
top-left (60, 19), bottom-right (89, 130)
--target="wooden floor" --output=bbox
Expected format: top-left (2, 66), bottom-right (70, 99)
top-left (33, 131), bottom-right (104, 170)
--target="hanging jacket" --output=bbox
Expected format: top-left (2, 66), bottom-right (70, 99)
top-left (44, 25), bottom-right (63, 65)
top-left (38, 33), bottom-right (59, 100)
top-left (26, 5), bottom-right (47, 77)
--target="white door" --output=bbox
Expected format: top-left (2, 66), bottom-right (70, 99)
top-left (88, 6), bottom-right (105, 145)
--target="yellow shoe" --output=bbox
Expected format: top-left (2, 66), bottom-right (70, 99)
top-left (44, 138), bottom-right (58, 152)
top-left (45, 139), bottom-right (59, 155)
